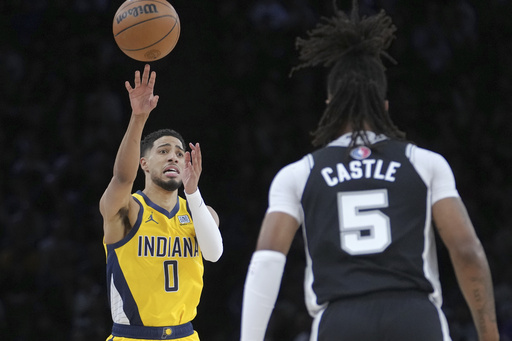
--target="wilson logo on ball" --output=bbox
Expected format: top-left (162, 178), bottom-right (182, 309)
top-left (115, 4), bottom-right (159, 24)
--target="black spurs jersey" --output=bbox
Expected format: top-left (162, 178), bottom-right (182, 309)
top-left (266, 132), bottom-right (459, 317)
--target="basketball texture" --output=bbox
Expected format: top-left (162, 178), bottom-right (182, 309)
top-left (113, 0), bottom-right (180, 62)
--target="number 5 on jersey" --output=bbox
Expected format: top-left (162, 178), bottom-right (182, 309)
top-left (338, 189), bottom-right (391, 255)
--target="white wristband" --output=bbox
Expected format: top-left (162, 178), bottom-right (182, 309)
top-left (185, 188), bottom-right (223, 262)
top-left (241, 250), bottom-right (286, 341)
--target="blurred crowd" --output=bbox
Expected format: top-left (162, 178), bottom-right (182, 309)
top-left (1, 0), bottom-right (511, 340)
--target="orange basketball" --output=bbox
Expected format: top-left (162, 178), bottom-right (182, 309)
top-left (113, 0), bottom-right (180, 62)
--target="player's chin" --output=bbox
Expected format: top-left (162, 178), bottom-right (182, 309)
top-left (166, 179), bottom-right (182, 192)
top-left (155, 177), bottom-right (182, 192)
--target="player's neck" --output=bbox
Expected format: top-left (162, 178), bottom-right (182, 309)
top-left (337, 121), bottom-right (374, 136)
top-left (142, 185), bottom-right (179, 212)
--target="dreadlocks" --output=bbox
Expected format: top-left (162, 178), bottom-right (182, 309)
top-left (292, 0), bottom-right (406, 147)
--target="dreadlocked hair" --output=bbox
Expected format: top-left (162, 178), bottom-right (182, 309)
top-left (292, 0), bottom-right (406, 147)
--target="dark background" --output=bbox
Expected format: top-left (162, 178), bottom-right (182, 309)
top-left (1, 0), bottom-right (512, 340)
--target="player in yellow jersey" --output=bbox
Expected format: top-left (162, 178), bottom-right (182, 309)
top-left (100, 64), bottom-right (223, 340)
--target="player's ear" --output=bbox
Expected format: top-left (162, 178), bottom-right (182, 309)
top-left (140, 157), bottom-right (149, 172)
top-left (384, 100), bottom-right (389, 111)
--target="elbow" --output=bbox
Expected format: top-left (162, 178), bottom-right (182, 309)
top-left (450, 240), bottom-right (488, 267)
top-left (203, 244), bottom-right (223, 263)
top-left (113, 173), bottom-right (135, 185)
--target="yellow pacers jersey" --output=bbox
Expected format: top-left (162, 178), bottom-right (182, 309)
top-left (105, 190), bottom-right (203, 327)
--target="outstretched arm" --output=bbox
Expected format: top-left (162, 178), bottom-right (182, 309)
top-left (100, 64), bottom-right (159, 244)
top-left (433, 197), bottom-right (499, 341)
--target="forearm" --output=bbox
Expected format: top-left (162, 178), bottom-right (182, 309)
top-left (450, 246), bottom-right (499, 341)
top-left (241, 250), bottom-right (286, 341)
top-left (113, 114), bottom-right (148, 182)
top-left (185, 188), bottom-right (223, 262)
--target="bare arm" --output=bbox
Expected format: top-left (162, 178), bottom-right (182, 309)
top-left (433, 197), bottom-right (499, 341)
top-left (255, 211), bottom-right (300, 253)
top-left (99, 64), bottom-right (159, 244)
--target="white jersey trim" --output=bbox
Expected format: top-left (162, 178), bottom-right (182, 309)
top-left (406, 144), bottom-right (459, 311)
top-left (110, 274), bottom-right (130, 324)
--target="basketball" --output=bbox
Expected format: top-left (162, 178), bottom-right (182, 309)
top-left (113, 0), bottom-right (180, 62)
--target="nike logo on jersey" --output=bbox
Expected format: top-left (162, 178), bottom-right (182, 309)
top-left (321, 159), bottom-right (401, 186)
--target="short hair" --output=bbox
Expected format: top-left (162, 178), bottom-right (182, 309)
top-left (291, 0), bottom-right (406, 147)
top-left (141, 129), bottom-right (186, 156)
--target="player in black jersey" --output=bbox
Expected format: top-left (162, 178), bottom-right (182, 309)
top-left (240, 1), bottom-right (499, 341)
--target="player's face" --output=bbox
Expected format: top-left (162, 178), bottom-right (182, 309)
top-left (144, 136), bottom-right (186, 191)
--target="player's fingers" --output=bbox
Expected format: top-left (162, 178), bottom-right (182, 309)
top-left (195, 143), bottom-right (202, 169)
top-left (141, 64), bottom-right (150, 85)
top-left (148, 71), bottom-right (157, 89)
top-left (184, 151), bottom-right (191, 165)
top-left (188, 143), bottom-right (201, 164)
top-left (189, 143), bottom-right (198, 163)
top-left (134, 70), bottom-right (141, 87)
top-left (189, 142), bottom-right (200, 151)
top-left (125, 81), bottom-right (133, 92)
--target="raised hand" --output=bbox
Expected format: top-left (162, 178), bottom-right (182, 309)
top-left (183, 142), bottom-right (202, 195)
top-left (125, 64), bottom-right (159, 116)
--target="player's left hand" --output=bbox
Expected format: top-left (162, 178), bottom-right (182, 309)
top-left (183, 142), bottom-right (202, 195)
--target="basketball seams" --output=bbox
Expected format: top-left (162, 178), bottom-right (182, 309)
top-left (113, 14), bottom-right (179, 35)
top-left (120, 20), bottom-right (179, 51)
top-left (114, 15), bottom-right (178, 38)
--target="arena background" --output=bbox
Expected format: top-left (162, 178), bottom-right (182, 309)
top-left (1, 0), bottom-right (511, 340)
